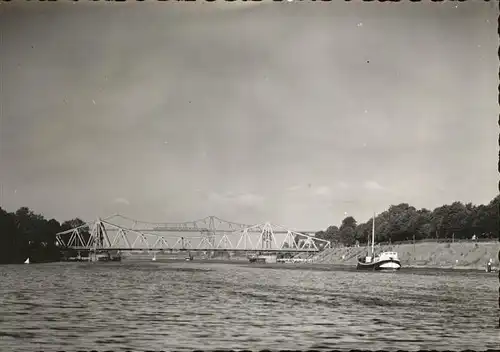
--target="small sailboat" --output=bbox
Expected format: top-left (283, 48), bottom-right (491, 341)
top-left (357, 212), bottom-right (401, 271)
top-left (152, 253), bottom-right (157, 262)
top-left (24, 258), bottom-right (30, 264)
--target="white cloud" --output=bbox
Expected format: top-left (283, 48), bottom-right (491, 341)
top-left (286, 184), bottom-right (302, 192)
top-left (236, 193), bottom-right (265, 206)
top-left (363, 181), bottom-right (384, 191)
top-left (313, 186), bottom-right (332, 196)
top-left (210, 0), bottom-right (270, 10)
top-left (112, 197), bottom-right (130, 205)
top-left (337, 181), bottom-right (350, 189)
top-left (208, 192), bottom-right (265, 207)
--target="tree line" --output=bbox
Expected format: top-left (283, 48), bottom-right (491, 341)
top-left (0, 194), bottom-right (498, 263)
top-left (314, 194), bottom-right (499, 247)
top-left (0, 207), bottom-right (87, 264)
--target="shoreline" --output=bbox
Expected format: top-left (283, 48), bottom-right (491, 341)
top-left (118, 257), bottom-right (497, 272)
top-left (6, 258), bottom-right (498, 273)
top-left (12, 240), bottom-right (499, 273)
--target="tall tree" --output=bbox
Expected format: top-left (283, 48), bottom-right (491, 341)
top-left (317, 193), bottom-right (499, 246)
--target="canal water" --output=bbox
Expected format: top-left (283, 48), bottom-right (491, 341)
top-left (0, 261), bottom-right (498, 351)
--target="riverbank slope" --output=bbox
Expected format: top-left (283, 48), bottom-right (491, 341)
top-left (312, 241), bottom-right (499, 270)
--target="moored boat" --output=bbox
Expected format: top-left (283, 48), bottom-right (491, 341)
top-left (357, 251), bottom-right (401, 271)
top-left (356, 212), bottom-right (401, 271)
top-left (248, 255), bottom-right (266, 263)
top-left (91, 251), bottom-right (122, 262)
top-left (248, 254), bottom-right (277, 264)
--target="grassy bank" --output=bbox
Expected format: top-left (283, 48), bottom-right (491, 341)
top-left (116, 242), bottom-right (499, 271)
top-left (312, 241), bottom-right (499, 270)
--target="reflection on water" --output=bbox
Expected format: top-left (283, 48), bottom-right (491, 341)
top-left (0, 262), bottom-right (497, 351)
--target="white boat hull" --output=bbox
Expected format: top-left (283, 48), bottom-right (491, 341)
top-left (378, 261), bottom-right (401, 270)
top-left (357, 259), bottom-right (401, 271)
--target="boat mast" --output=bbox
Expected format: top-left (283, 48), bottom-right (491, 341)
top-left (366, 231), bottom-right (370, 252)
top-left (371, 212), bottom-right (375, 256)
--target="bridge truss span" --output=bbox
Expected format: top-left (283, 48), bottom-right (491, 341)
top-left (55, 214), bottom-right (330, 253)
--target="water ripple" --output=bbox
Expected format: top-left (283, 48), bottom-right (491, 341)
top-left (0, 262), bottom-right (497, 352)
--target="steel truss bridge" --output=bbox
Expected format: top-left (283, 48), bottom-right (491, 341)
top-left (55, 214), bottom-right (330, 253)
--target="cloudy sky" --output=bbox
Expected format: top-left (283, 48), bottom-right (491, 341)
top-left (0, 0), bottom-right (497, 230)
